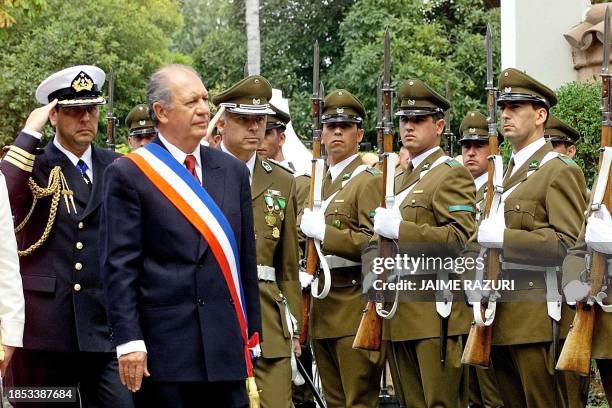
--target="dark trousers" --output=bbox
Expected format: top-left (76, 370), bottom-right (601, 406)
top-left (9, 349), bottom-right (133, 408)
top-left (134, 379), bottom-right (248, 408)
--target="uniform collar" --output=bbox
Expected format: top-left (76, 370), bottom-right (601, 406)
top-left (157, 132), bottom-right (202, 169)
top-left (509, 137), bottom-right (546, 177)
top-left (52, 136), bottom-right (93, 179)
top-left (409, 146), bottom-right (441, 170)
top-left (474, 171), bottom-right (488, 192)
top-left (329, 153), bottom-right (359, 182)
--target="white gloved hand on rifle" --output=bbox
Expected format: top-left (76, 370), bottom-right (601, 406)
top-left (563, 280), bottom-right (591, 305)
top-left (299, 271), bottom-right (314, 289)
top-left (373, 207), bottom-right (402, 240)
top-left (300, 208), bottom-right (326, 242)
top-left (585, 204), bottom-right (612, 255)
top-left (478, 209), bottom-right (506, 249)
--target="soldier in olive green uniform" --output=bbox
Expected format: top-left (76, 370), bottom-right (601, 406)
top-left (299, 89), bottom-right (385, 408)
top-left (562, 157), bottom-right (612, 403)
top-left (372, 80), bottom-right (476, 408)
top-left (545, 115), bottom-right (580, 159)
top-left (125, 103), bottom-right (156, 151)
top-left (213, 75), bottom-right (302, 408)
top-left (458, 111), bottom-right (504, 408)
top-left (475, 68), bottom-right (587, 407)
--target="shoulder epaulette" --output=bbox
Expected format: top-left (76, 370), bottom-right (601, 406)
top-left (267, 159), bottom-right (295, 174)
top-left (445, 159), bottom-right (461, 168)
top-left (366, 167), bottom-right (382, 176)
top-left (261, 159), bottom-right (273, 173)
top-left (557, 155), bottom-right (575, 166)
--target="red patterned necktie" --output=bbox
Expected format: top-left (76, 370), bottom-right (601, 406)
top-left (184, 154), bottom-right (201, 183)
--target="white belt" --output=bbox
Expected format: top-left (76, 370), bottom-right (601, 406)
top-left (324, 255), bottom-right (360, 269)
top-left (257, 265), bottom-right (276, 282)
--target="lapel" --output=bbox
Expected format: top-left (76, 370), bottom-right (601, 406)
top-left (198, 143), bottom-right (225, 259)
top-left (503, 142), bottom-right (552, 191)
top-left (79, 146), bottom-right (113, 220)
top-left (323, 156), bottom-right (362, 199)
top-left (44, 141), bottom-right (90, 208)
top-left (397, 148), bottom-right (445, 193)
top-left (251, 155), bottom-right (273, 201)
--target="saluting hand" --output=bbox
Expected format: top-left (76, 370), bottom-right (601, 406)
top-left (24, 99), bottom-right (58, 134)
top-left (118, 351), bottom-right (150, 392)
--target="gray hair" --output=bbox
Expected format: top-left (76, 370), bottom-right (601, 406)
top-left (146, 64), bottom-right (202, 126)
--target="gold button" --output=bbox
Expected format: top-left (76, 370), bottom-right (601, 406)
top-left (528, 281), bottom-right (534, 287)
top-left (76, 242), bottom-right (83, 250)
top-left (74, 283), bottom-right (81, 291)
top-left (515, 204), bottom-right (520, 210)
top-left (75, 262), bottom-right (82, 271)
top-left (412, 199), bottom-right (416, 204)
top-left (78, 222), bottom-right (84, 229)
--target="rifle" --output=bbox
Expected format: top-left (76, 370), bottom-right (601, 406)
top-left (376, 76), bottom-right (384, 155)
top-left (300, 41), bottom-right (325, 345)
top-left (353, 29), bottom-right (393, 351)
top-left (444, 82), bottom-right (454, 157)
top-left (461, 24), bottom-right (501, 368)
top-left (556, 6), bottom-right (612, 376)
top-left (106, 67), bottom-right (117, 151)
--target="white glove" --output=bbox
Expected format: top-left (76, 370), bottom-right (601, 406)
top-left (478, 210), bottom-right (505, 249)
top-left (585, 204), bottom-right (612, 255)
top-left (373, 207), bottom-right (402, 240)
top-left (300, 208), bottom-right (326, 241)
top-left (299, 271), bottom-right (314, 289)
top-left (563, 280), bottom-right (591, 305)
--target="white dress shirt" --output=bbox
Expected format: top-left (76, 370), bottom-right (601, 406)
top-left (220, 142), bottom-right (256, 185)
top-left (158, 133), bottom-right (203, 182)
top-left (508, 137), bottom-right (546, 178)
top-left (329, 153), bottom-right (359, 182)
top-left (0, 173), bottom-right (25, 347)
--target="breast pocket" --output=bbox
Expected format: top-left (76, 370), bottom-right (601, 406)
top-left (325, 204), bottom-right (353, 230)
top-left (504, 198), bottom-right (537, 231)
top-left (401, 193), bottom-right (432, 224)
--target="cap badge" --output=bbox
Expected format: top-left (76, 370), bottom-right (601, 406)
top-left (254, 78), bottom-right (260, 84)
top-left (504, 72), bottom-right (509, 77)
top-left (138, 106), bottom-right (144, 111)
top-left (336, 107), bottom-right (344, 114)
top-left (504, 87), bottom-right (512, 93)
top-left (408, 99), bottom-right (416, 106)
top-left (409, 81), bottom-right (414, 86)
top-left (139, 120), bottom-right (146, 126)
top-left (338, 91), bottom-right (344, 96)
top-left (71, 71), bottom-right (94, 93)
top-left (469, 127), bottom-right (476, 133)
top-left (470, 112), bottom-right (475, 117)
top-left (253, 98), bottom-right (260, 105)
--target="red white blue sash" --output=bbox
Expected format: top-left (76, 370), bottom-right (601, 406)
top-left (125, 143), bottom-right (258, 376)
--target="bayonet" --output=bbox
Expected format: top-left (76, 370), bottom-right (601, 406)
top-left (376, 76), bottom-right (383, 153)
top-left (105, 67), bottom-right (116, 151)
top-left (444, 82), bottom-right (454, 156)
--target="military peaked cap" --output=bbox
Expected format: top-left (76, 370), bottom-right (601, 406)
top-left (545, 115), bottom-right (580, 144)
top-left (458, 111), bottom-right (488, 143)
top-left (497, 68), bottom-right (557, 108)
top-left (321, 89), bottom-right (365, 124)
top-left (125, 104), bottom-right (156, 137)
top-left (396, 79), bottom-right (450, 117)
top-left (36, 65), bottom-right (106, 107)
top-left (212, 75), bottom-right (274, 115)
top-left (266, 103), bottom-right (291, 130)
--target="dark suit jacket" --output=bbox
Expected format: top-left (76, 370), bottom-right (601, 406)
top-left (100, 137), bottom-right (261, 382)
top-left (1, 131), bottom-right (119, 352)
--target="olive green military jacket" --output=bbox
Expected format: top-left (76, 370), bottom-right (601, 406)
top-left (252, 156), bottom-right (301, 358)
top-left (383, 148), bottom-right (476, 341)
top-left (310, 157), bottom-right (382, 339)
top-left (562, 176), bottom-right (612, 358)
top-left (484, 142), bottom-right (587, 345)
top-left (294, 174), bottom-right (310, 257)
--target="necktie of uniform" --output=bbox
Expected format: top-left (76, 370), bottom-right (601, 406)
top-left (76, 159), bottom-right (92, 188)
top-left (184, 154), bottom-right (201, 184)
top-left (503, 158), bottom-right (515, 183)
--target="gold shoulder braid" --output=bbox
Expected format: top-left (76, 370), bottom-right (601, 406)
top-left (15, 166), bottom-right (75, 256)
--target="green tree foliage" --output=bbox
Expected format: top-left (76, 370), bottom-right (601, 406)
top-left (552, 80), bottom-right (602, 187)
top-left (0, 0), bottom-right (186, 147)
top-left (331, 0), bottom-right (501, 147)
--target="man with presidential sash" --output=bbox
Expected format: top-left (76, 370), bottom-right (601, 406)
top-left (299, 89), bottom-right (386, 408)
top-left (214, 75), bottom-right (302, 408)
top-left (100, 64), bottom-right (261, 407)
top-left (1, 65), bottom-right (132, 407)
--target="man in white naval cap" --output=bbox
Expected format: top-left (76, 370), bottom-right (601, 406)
top-left (1, 65), bottom-right (133, 407)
